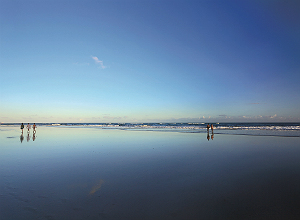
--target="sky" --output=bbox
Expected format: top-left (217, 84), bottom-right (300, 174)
top-left (1, 0), bottom-right (300, 123)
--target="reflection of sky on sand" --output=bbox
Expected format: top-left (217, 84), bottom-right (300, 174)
top-left (89, 180), bottom-right (105, 195)
top-left (68, 179), bottom-right (104, 196)
top-left (1, 127), bottom-right (300, 219)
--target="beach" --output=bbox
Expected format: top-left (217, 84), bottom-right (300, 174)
top-left (1, 125), bottom-right (300, 220)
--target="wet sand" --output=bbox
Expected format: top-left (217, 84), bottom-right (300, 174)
top-left (1, 126), bottom-right (300, 219)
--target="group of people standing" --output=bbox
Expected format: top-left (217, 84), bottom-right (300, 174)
top-left (20, 123), bottom-right (37, 143)
top-left (20, 123), bottom-right (37, 134)
top-left (206, 124), bottom-right (214, 132)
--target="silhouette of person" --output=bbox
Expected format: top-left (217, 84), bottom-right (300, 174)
top-left (27, 123), bottom-right (31, 132)
top-left (20, 123), bottom-right (24, 134)
top-left (211, 124), bottom-right (214, 133)
top-left (33, 123), bottom-right (37, 132)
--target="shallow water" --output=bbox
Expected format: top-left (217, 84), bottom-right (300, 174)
top-left (1, 126), bottom-right (300, 219)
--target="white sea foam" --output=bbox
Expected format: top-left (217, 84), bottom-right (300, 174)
top-left (1, 123), bottom-right (299, 132)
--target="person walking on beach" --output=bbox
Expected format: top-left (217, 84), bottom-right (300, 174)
top-left (211, 124), bottom-right (214, 133)
top-left (206, 124), bottom-right (210, 131)
top-left (27, 123), bottom-right (31, 132)
top-left (33, 123), bottom-right (37, 132)
top-left (20, 123), bottom-right (24, 134)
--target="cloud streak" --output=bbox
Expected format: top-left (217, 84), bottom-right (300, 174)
top-left (92, 56), bottom-right (106, 69)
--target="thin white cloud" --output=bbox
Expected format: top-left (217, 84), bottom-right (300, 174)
top-left (92, 56), bottom-right (106, 69)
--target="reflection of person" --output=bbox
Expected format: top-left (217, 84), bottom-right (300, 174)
top-left (20, 123), bottom-right (24, 134)
top-left (211, 134), bottom-right (214, 140)
top-left (211, 124), bottom-right (214, 133)
top-left (27, 123), bottom-right (31, 132)
top-left (33, 123), bottom-right (37, 131)
top-left (33, 132), bottom-right (36, 141)
top-left (27, 132), bottom-right (30, 142)
top-left (207, 131), bottom-right (210, 141)
top-left (20, 134), bottom-right (24, 143)
top-left (206, 124), bottom-right (210, 131)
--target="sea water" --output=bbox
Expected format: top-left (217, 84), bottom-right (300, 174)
top-left (1, 122), bottom-right (300, 136)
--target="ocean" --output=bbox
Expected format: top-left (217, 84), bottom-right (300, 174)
top-left (1, 122), bottom-right (300, 137)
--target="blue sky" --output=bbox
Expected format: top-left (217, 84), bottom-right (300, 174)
top-left (1, 0), bottom-right (299, 123)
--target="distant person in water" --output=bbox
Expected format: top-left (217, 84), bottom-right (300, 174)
top-left (211, 124), bottom-right (214, 133)
top-left (33, 123), bottom-right (37, 132)
top-left (27, 123), bottom-right (31, 132)
top-left (206, 124), bottom-right (210, 131)
top-left (20, 123), bottom-right (24, 133)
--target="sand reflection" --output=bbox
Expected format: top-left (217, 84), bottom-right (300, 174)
top-left (1, 127), bottom-right (300, 219)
